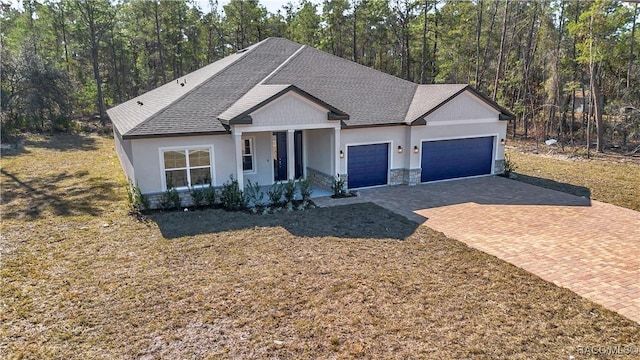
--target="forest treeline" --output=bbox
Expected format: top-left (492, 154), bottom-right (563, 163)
top-left (1, 0), bottom-right (638, 152)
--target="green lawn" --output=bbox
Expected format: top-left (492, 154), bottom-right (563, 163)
top-left (1, 134), bottom-right (638, 359)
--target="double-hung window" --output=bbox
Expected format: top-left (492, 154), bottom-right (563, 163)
top-left (242, 138), bottom-right (254, 172)
top-left (162, 147), bottom-right (213, 189)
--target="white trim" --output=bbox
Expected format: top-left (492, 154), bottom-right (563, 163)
top-left (418, 134), bottom-right (498, 182)
top-left (158, 145), bottom-right (215, 191)
top-left (234, 122), bottom-right (339, 134)
top-left (425, 118), bottom-right (498, 126)
top-left (241, 136), bottom-right (257, 174)
top-left (344, 141), bottom-right (392, 188)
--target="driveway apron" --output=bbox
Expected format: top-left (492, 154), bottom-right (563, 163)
top-left (327, 176), bottom-right (640, 323)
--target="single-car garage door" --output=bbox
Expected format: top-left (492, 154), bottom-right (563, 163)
top-left (348, 143), bottom-right (389, 188)
top-left (421, 136), bottom-right (494, 182)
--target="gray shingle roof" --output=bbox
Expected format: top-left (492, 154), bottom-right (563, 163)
top-left (107, 37), bottom-right (513, 139)
top-left (404, 84), bottom-right (468, 123)
top-left (265, 46), bottom-right (418, 126)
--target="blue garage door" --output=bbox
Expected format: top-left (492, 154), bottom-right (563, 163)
top-left (348, 143), bottom-right (389, 188)
top-left (421, 137), bottom-right (494, 182)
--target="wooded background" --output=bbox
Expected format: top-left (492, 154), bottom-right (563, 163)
top-left (1, 0), bottom-right (638, 152)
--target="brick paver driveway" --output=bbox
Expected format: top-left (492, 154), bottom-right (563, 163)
top-left (319, 176), bottom-right (640, 323)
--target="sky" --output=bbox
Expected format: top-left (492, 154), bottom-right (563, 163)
top-left (210, 0), bottom-right (293, 14)
top-left (6, 0), bottom-right (295, 15)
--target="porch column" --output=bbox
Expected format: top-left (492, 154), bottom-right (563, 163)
top-left (233, 132), bottom-right (244, 188)
top-left (287, 129), bottom-right (295, 180)
top-left (334, 127), bottom-right (341, 177)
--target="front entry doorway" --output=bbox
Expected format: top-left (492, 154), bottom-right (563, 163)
top-left (273, 131), bottom-right (303, 181)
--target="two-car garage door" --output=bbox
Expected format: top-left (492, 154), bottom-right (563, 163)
top-left (421, 136), bottom-right (494, 182)
top-left (346, 137), bottom-right (494, 188)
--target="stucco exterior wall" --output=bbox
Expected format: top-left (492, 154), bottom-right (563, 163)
top-left (306, 128), bottom-right (333, 175)
top-left (113, 128), bottom-right (135, 184)
top-left (131, 134), bottom-right (235, 194)
top-left (249, 92), bottom-right (330, 127)
top-left (242, 131), bottom-right (273, 186)
top-left (339, 126), bottom-right (408, 173)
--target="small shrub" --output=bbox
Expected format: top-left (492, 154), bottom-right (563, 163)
top-left (244, 179), bottom-right (265, 209)
top-left (503, 153), bottom-right (517, 177)
top-left (190, 187), bottom-right (205, 207)
top-left (267, 182), bottom-right (284, 206)
top-left (331, 174), bottom-right (346, 197)
top-left (125, 181), bottom-right (148, 212)
top-left (220, 175), bottom-right (245, 210)
top-left (160, 185), bottom-right (180, 210)
top-left (203, 184), bottom-right (217, 206)
top-left (299, 177), bottom-right (313, 204)
top-left (284, 179), bottom-right (296, 205)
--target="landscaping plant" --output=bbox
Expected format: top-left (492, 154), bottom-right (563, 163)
top-left (189, 186), bottom-right (205, 207)
top-left (284, 179), bottom-right (296, 205)
top-left (160, 183), bottom-right (181, 210)
top-left (331, 174), bottom-right (347, 197)
top-left (298, 177), bottom-right (313, 205)
top-left (244, 179), bottom-right (265, 213)
top-left (220, 175), bottom-right (245, 210)
top-left (203, 184), bottom-right (217, 206)
top-left (267, 181), bottom-right (284, 206)
top-left (125, 181), bottom-right (148, 213)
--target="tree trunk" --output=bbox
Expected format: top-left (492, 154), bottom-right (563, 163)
top-left (89, 13), bottom-right (106, 124)
top-left (352, 0), bottom-right (358, 62)
top-left (628, 4), bottom-right (638, 90)
top-left (154, 1), bottom-right (167, 83)
top-left (492, 0), bottom-right (509, 101)
top-left (591, 66), bottom-right (604, 152)
top-left (480, 3), bottom-right (498, 92)
top-left (474, 0), bottom-right (483, 87)
top-left (552, 1), bottom-right (565, 145)
top-left (420, 0), bottom-right (429, 84)
top-left (60, 4), bottom-right (70, 73)
top-left (430, 5), bottom-right (438, 84)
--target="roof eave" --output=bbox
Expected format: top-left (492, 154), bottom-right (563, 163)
top-left (223, 85), bottom-right (350, 125)
top-left (121, 130), bottom-right (230, 140)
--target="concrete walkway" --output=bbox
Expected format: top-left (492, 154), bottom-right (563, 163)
top-left (314, 176), bottom-right (640, 323)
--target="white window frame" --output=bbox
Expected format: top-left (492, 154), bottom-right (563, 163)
top-left (159, 145), bottom-right (215, 191)
top-left (241, 137), bottom-right (256, 174)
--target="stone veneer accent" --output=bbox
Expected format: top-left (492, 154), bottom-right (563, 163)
top-left (390, 168), bottom-right (407, 185)
top-left (390, 168), bottom-right (422, 186)
top-left (144, 188), bottom-right (216, 209)
top-left (408, 168), bottom-right (421, 185)
top-left (306, 167), bottom-right (336, 192)
top-left (494, 159), bottom-right (505, 175)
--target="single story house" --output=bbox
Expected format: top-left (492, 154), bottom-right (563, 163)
top-left (107, 37), bottom-right (514, 208)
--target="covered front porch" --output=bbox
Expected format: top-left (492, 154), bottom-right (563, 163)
top-left (231, 125), bottom-right (342, 192)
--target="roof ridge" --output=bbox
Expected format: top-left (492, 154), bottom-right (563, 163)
top-left (301, 45), bottom-right (420, 88)
top-left (259, 44), bottom-right (306, 84)
top-left (125, 39), bottom-right (272, 136)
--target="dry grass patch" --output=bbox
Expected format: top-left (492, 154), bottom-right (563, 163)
top-left (2, 134), bottom-right (639, 359)
top-left (506, 149), bottom-right (640, 211)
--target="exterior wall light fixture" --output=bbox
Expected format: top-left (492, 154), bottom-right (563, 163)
top-left (339, 150), bottom-right (344, 158)
top-left (397, 146), bottom-right (403, 153)
top-left (413, 145), bottom-right (419, 154)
